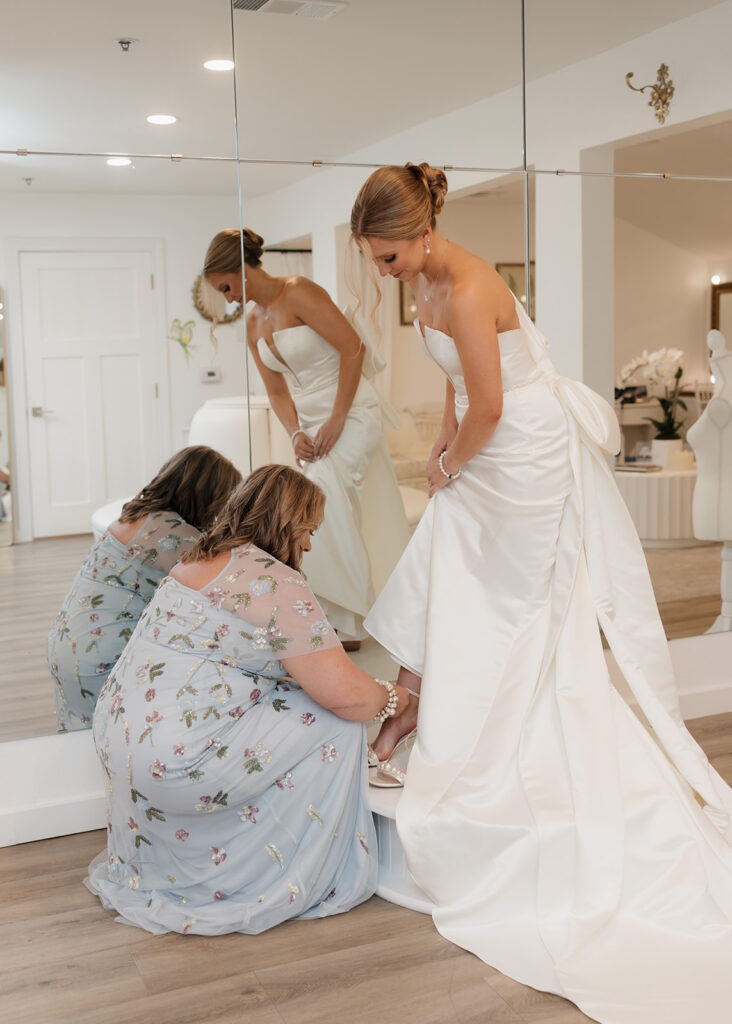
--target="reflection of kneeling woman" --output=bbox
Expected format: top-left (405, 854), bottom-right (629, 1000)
top-left (204, 228), bottom-right (407, 645)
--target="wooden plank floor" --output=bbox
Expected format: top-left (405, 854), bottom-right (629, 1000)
top-left (1, 538), bottom-right (732, 1020)
top-left (0, 712), bottom-right (729, 1024)
top-left (0, 536), bottom-right (724, 743)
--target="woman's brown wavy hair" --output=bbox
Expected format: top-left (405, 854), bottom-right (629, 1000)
top-left (181, 464), bottom-right (325, 572)
top-left (120, 446), bottom-right (242, 534)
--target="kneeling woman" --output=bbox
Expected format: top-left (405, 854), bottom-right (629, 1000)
top-left (49, 446), bottom-right (241, 732)
top-left (86, 465), bottom-right (409, 935)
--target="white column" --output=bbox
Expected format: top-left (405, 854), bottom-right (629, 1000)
top-left (311, 221), bottom-right (339, 298)
top-left (533, 147), bottom-right (614, 404)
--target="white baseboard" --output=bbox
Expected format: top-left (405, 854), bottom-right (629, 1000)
top-left (2, 632), bottom-right (731, 848)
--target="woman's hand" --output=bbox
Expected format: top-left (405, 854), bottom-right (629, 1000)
top-left (426, 449), bottom-right (460, 497)
top-left (293, 431), bottom-right (317, 465)
top-left (312, 412), bottom-right (346, 460)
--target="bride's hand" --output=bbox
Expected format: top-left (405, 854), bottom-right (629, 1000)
top-left (313, 413), bottom-right (346, 460)
top-left (293, 432), bottom-right (316, 465)
top-left (426, 449), bottom-right (461, 497)
top-left (428, 428), bottom-right (456, 465)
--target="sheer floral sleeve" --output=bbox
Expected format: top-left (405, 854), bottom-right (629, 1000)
top-left (200, 545), bottom-right (341, 659)
top-left (123, 511), bottom-right (201, 574)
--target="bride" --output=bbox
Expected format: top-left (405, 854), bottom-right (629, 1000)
top-left (350, 162), bottom-right (732, 1023)
top-left (203, 228), bottom-right (409, 648)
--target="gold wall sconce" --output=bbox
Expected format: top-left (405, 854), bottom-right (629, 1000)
top-left (626, 64), bottom-right (675, 125)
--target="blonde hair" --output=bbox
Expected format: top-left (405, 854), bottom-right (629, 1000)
top-left (350, 162), bottom-right (448, 243)
top-left (348, 162), bottom-right (448, 320)
top-left (203, 227), bottom-right (265, 276)
top-left (181, 464), bottom-right (325, 572)
top-left (120, 446), bottom-right (242, 534)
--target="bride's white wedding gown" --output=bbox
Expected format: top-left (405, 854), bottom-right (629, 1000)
top-left (364, 298), bottom-right (732, 1024)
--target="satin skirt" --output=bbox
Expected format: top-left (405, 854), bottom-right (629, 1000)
top-left (365, 377), bottom-right (732, 1023)
top-left (298, 378), bottom-right (408, 640)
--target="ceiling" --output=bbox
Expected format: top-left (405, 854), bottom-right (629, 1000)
top-left (0, 0), bottom-right (726, 195)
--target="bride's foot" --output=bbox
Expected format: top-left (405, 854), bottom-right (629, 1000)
top-left (371, 697), bottom-right (419, 762)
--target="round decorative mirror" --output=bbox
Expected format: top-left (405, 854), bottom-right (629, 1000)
top-left (192, 273), bottom-right (243, 324)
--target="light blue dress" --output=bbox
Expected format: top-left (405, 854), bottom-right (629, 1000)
top-left (48, 512), bottom-right (201, 732)
top-left (85, 543), bottom-right (377, 935)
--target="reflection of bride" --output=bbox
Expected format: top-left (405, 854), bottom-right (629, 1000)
top-left (351, 163), bottom-right (732, 1023)
top-left (203, 228), bottom-right (409, 645)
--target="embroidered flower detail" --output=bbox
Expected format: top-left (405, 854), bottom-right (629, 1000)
top-left (275, 772), bottom-right (294, 790)
top-left (210, 846), bottom-right (227, 866)
top-left (182, 919), bottom-right (196, 935)
top-left (129, 876), bottom-right (140, 890)
top-left (126, 544), bottom-right (143, 558)
top-left (190, 599), bottom-right (204, 614)
top-left (175, 829), bottom-right (189, 842)
top-left (151, 759), bottom-right (166, 781)
top-left (293, 599), bottom-right (314, 617)
top-left (300, 712), bottom-right (316, 726)
top-left (152, 626), bottom-right (160, 642)
top-left (89, 627), bottom-right (105, 639)
top-left (135, 661), bottom-right (152, 680)
top-left (307, 805), bottom-right (324, 827)
top-left (157, 536), bottom-right (177, 551)
top-left (214, 891), bottom-right (227, 901)
top-left (200, 638), bottom-right (220, 651)
top-left (216, 623), bottom-right (230, 637)
top-left (288, 883), bottom-right (299, 903)
top-left (265, 843), bottom-right (284, 869)
top-left (250, 627), bottom-right (270, 651)
top-left (357, 830), bottom-right (369, 854)
top-left (310, 620), bottom-right (329, 636)
top-left (205, 737), bottom-right (222, 750)
top-left (145, 709), bottom-right (164, 726)
top-left (128, 817), bottom-right (139, 832)
top-left (205, 587), bottom-right (226, 609)
top-left (145, 688), bottom-right (155, 702)
top-left (249, 578), bottom-right (272, 596)
top-left (89, 613), bottom-right (99, 623)
top-left (325, 887), bottom-right (336, 901)
top-left (249, 688), bottom-right (261, 703)
top-left (228, 706), bottom-right (244, 720)
top-left (238, 804), bottom-right (259, 824)
top-left (321, 743), bottom-right (338, 763)
top-left (173, 742), bottom-right (185, 756)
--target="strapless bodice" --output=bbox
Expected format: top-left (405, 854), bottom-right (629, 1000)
top-left (257, 324), bottom-right (340, 395)
top-left (416, 320), bottom-right (541, 408)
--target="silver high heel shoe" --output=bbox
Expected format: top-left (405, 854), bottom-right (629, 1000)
top-left (368, 729), bottom-right (417, 789)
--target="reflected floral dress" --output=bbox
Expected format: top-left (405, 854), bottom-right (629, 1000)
top-left (48, 512), bottom-right (201, 732)
top-left (85, 544), bottom-right (377, 935)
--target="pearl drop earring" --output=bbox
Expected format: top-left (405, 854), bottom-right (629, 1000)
top-left (424, 239), bottom-right (431, 254)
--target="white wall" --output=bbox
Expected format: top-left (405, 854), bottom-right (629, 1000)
top-left (245, 2), bottom-right (732, 403)
top-left (615, 218), bottom-right (710, 385)
top-left (0, 191), bottom-right (246, 458)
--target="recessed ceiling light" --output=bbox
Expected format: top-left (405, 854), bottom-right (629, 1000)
top-left (711, 274), bottom-right (722, 285)
top-left (147, 114), bottom-right (177, 125)
top-left (106, 157), bottom-right (132, 167)
top-left (204, 59), bottom-right (234, 71)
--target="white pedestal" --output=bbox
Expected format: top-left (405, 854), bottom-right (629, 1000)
top-left (614, 467), bottom-right (699, 547)
top-left (369, 787), bottom-right (433, 914)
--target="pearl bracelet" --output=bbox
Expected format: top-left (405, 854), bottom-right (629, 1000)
top-left (438, 451), bottom-right (462, 480)
top-left (374, 678), bottom-right (399, 722)
top-left (290, 428), bottom-right (307, 446)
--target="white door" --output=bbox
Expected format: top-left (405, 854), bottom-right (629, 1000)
top-left (21, 250), bottom-right (162, 537)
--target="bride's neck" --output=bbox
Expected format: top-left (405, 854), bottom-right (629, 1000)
top-left (246, 267), bottom-right (284, 307)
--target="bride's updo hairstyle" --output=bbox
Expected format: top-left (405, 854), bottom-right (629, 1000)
top-left (203, 227), bottom-right (265, 275)
top-left (181, 464), bottom-right (325, 572)
top-left (350, 162), bottom-right (448, 243)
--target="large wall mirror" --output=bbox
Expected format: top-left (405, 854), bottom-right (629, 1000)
top-left (3, 0), bottom-right (732, 844)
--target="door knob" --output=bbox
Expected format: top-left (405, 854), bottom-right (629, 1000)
top-left (31, 406), bottom-right (54, 417)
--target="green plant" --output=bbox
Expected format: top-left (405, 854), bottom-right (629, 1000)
top-left (645, 365), bottom-right (687, 440)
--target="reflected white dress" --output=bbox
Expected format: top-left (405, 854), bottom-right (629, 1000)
top-left (365, 298), bottom-right (732, 1024)
top-left (258, 325), bottom-right (409, 641)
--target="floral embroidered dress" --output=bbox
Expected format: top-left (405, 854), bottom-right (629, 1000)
top-left (85, 544), bottom-right (377, 935)
top-left (49, 512), bottom-right (201, 732)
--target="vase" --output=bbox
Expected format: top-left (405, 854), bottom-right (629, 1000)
top-left (651, 438), bottom-right (683, 469)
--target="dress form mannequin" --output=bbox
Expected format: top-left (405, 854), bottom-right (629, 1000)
top-left (687, 329), bottom-right (732, 632)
